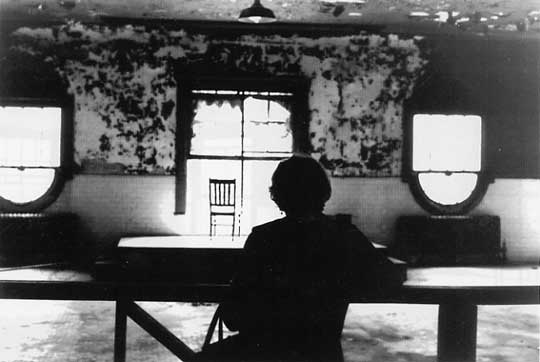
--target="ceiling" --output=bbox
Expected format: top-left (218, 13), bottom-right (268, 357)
top-left (1, 0), bottom-right (540, 36)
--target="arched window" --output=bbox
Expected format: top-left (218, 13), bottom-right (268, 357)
top-left (407, 113), bottom-right (489, 214)
top-left (0, 98), bottom-right (73, 212)
top-left (403, 74), bottom-right (491, 214)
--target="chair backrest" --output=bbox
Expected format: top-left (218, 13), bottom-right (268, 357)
top-left (209, 179), bottom-right (236, 207)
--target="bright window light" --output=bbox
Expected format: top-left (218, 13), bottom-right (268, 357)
top-left (190, 101), bottom-right (243, 156)
top-left (244, 97), bottom-right (292, 156)
top-left (413, 114), bottom-right (481, 172)
top-left (418, 173), bottom-right (478, 205)
top-left (412, 114), bottom-right (482, 206)
top-left (190, 94), bottom-right (293, 158)
top-left (0, 168), bottom-right (55, 203)
top-left (0, 106), bottom-right (61, 203)
top-left (187, 90), bottom-right (293, 234)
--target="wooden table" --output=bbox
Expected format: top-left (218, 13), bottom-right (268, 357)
top-left (0, 263), bottom-right (537, 362)
top-left (399, 266), bottom-right (540, 362)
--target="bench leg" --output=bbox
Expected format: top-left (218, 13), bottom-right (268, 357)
top-left (438, 302), bottom-right (478, 362)
top-left (114, 299), bottom-right (128, 362)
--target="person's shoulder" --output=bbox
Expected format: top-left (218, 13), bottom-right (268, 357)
top-left (321, 214), bottom-right (360, 232)
top-left (243, 218), bottom-right (287, 251)
top-left (321, 214), bottom-right (371, 244)
top-left (251, 217), bottom-right (288, 234)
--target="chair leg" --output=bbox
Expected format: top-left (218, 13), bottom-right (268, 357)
top-left (231, 213), bottom-right (235, 236)
top-left (203, 306), bottom-right (221, 349)
top-left (218, 317), bottom-right (223, 341)
top-left (209, 213), bottom-right (237, 236)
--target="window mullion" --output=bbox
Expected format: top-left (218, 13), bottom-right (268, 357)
top-left (0, 165), bottom-right (58, 170)
top-left (415, 170), bottom-right (480, 174)
top-left (239, 97), bottom-right (246, 235)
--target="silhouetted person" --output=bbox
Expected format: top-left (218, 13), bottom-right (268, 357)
top-left (197, 154), bottom-right (400, 362)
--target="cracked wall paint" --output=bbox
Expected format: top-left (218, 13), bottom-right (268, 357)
top-left (5, 23), bottom-right (427, 176)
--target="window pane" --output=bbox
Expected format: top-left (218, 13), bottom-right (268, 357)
top-left (185, 160), bottom-right (285, 235)
top-left (185, 159), bottom-right (242, 235)
top-left (0, 168), bottom-right (55, 203)
top-left (190, 100), bottom-right (242, 156)
top-left (0, 106), bottom-right (61, 167)
top-left (185, 89), bottom-right (297, 233)
top-left (418, 172), bottom-right (478, 205)
top-left (244, 97), bottom-right (268, 122)
top-left (244, 97), bottom-right (292, 156)
top-left (241, 160), bottom-right (284, 229)
top-left (413, 114), bottom-right (481, 172)
top-left (269, 99), bottom-right (291, 122)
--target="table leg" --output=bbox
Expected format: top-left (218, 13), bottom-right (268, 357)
top-left (126, 301), bottom-right (197, 360)
top-left (438, 302), bottom-right (478, 362)
top-left (114, 299), bottom-right (128, 362)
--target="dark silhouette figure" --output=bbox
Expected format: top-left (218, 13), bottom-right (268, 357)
top-left (197, 155), bottom-right (399, 362)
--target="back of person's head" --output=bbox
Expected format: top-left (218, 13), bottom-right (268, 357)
top-left (270, 154), bottom-right (331, 216)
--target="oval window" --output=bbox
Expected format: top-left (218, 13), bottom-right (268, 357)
top-left (409, 114), bottom-right (488, 214)
top-left (0, 104), bottom-right (68, 212)
top-left (0, 168), bottom-right (56, 203)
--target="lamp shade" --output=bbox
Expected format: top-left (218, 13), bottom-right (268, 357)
top-left (238, 0), bottom-right (276, 23)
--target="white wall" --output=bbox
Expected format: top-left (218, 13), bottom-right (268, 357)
top-left (474, 179), bottom-right (540, 262)
top-left (49, 175), bottom-right (540, 263)
top-left (327, 177), bottom-right (540, 262)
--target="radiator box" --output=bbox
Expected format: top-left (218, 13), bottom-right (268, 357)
top-left (0, 213), bottom-right (81, 267)
top-left (390, 215), bottom-right (503, 266)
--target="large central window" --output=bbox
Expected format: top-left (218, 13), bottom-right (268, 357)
top-left (190, 90), bottom-right (293, 158)
top-left (176, 78), bottom-right (309, 234)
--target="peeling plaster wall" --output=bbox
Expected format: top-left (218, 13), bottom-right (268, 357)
top-left (2, 24), bottom-right (540, 262)
top-left (7, 23), bottom-right (426, 176)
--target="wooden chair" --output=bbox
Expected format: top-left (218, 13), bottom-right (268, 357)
top-left (209, 179), bottom-right (237, 236)
top-left (198, 303), bottom-right (348, 362)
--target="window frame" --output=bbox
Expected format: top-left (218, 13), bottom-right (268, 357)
top-left (402, 83), bottom-right (492, 215)
top-left (175, 76), bottom-right (310, 214)
top-left (403, 110), bottom-right (491, 214)
top-left (0, 97), bottom-right (74, 212)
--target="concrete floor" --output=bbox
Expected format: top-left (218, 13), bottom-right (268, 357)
top-left (0, 301), bottom-right (537, 362)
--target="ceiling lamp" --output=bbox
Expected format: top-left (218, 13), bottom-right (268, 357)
top-left (238, 0), bottom-right (276, 23)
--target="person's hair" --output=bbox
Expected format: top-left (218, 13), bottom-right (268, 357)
top-left (269, 154), bottom-right (331, 215)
